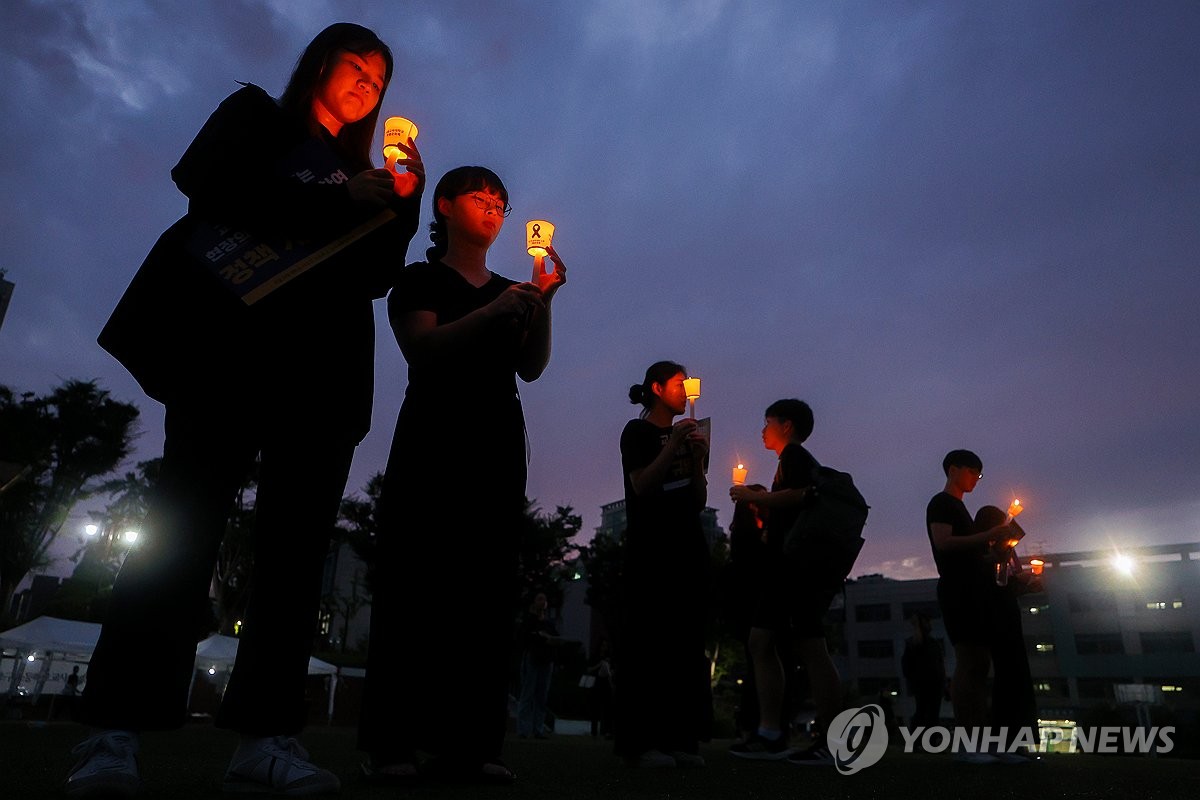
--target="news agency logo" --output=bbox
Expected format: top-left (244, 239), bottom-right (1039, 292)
top-left (827, 704), bottom-right (889, 775)
top-left (826, 704), bottom-right (1177, 775)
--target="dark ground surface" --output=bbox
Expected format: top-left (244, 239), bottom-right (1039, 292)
top-left (4, 720), bottom-right (1198, 800)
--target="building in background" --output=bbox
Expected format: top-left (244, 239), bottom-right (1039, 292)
top-left (595, 498), bottom-right (724, 552)
top-left (839, 542), bottom-right (1200, 727)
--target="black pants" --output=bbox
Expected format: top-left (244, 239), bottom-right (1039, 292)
top-left (80, 403), bottom-right (356, 734)
top-left (990, 592), bottom-right (1038, 748)
top-left (358, 397), bottom-right (526, 767)
top-left (613, 575), bottom-right (711, 758)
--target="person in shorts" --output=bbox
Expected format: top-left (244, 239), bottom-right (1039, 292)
top-left (729, 399), bottom-right (846, 765)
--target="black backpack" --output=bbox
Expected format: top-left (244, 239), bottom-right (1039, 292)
top-left (782, 464), bottom-right (869, 580)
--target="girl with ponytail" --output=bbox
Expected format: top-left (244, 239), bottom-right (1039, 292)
top-left (614, 361), bottom-right (713, 767)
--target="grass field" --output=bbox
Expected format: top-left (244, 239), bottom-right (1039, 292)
top-left (5, 720), bottom-right (1198, 799)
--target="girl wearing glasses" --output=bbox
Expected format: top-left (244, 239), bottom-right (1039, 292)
top-left (359, 166), bottom-right (566, 784)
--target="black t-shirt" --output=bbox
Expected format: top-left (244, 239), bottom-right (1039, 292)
top-left (621, 419), bottom-right (703, 533)
top-left (926, 491), bottom-right (990, 585)
top-left (764, 443), bottom-right (819, 551)
top-left (619, 417), bottom-right (709, 596)
top-left (388, 261), bottom-right (521, 407)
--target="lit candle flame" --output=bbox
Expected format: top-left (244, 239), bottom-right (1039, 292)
top-left (732, 463), bottom-right (747, 486)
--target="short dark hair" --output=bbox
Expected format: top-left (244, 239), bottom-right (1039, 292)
top-left (942, 449), bottom-right (982, 476)
top-left (764, 399), bottom-right (813, 442)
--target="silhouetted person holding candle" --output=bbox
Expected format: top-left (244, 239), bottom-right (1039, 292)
top-left (75, 23), bottom-right (423, 798)
top-left (614, 361), bottom-right (712, 768)
top-left (925, 450), bottom-right (1017, 764)
top-left (975, 505), bottom-right (1041, 759)
top-left (728, 399), bottom-right (845, 765)
top-left (358, 166), bottom-right (566, 785)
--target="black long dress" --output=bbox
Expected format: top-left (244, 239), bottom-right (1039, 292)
top-left (359, 261), bottom-right (529, 767)
top-left (83, 84), bottom-right (419, 735)
top-left (613, 419), bottom-right (712, 758)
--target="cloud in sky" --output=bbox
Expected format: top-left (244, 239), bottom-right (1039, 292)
top-left (2, 1), bottom-right (1198, 579)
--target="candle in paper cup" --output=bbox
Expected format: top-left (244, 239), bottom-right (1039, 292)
top-left (382, 116), bottom-right (418, 166)
top-left (1030, 558), bottom-right (1045, 576)
top-left (526, 220), bottom-right (555, 257)
top-left (1008, 498), bottom-right (1024, 518)
top-left (732, 463), bottom-right (747, 486)
top-left (683, 377), bottom-right (701, 402)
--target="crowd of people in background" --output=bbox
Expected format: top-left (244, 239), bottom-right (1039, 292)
top-left (62, 20), bottom-right (1043, 798)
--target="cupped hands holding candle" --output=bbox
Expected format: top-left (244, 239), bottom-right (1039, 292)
top-left (729, 481), bottom-right (768, 505)
top-left (525, 220), bottom-right (566, 297)
top-left (380, 115), bottom-right (424, 197)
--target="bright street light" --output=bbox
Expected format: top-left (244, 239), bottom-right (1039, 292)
top-left (1111, 553), bottom-right (1135, 576)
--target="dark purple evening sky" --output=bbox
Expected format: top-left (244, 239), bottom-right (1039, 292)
top-left (2, 1), bottom-right (1198, 582)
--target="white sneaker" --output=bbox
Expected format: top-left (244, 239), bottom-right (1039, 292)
top-left (223, 736), bottom-right (341, 795)
top-left (65, 729), bottom-right (141, 798)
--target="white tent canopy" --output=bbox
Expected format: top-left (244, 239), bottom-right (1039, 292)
top-left (2, 617), bottom-right (340, 715)
top-left (0, 616), bottom-right (101, 656)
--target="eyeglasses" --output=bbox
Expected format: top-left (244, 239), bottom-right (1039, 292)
top-left (468, 193), bottom-right (512, 217)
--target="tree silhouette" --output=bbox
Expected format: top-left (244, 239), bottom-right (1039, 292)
top-left (517, 500), bottom-right (582, 608)
top-left (42, 459), bottom-right (160, 622)
top-left (0, 380), bottom-right (139, 625)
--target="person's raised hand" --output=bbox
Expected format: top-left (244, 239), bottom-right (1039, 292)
top-left (533, 245), bottom-right (567, 300)
top-left (488, 282), bottom-right (545, 323)
top-left (668, 418), bottom-right (698, 450)
top-left (388, 138), bottom-right (425, 198)
top-left (347, 168), bottom-right (397, 209)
